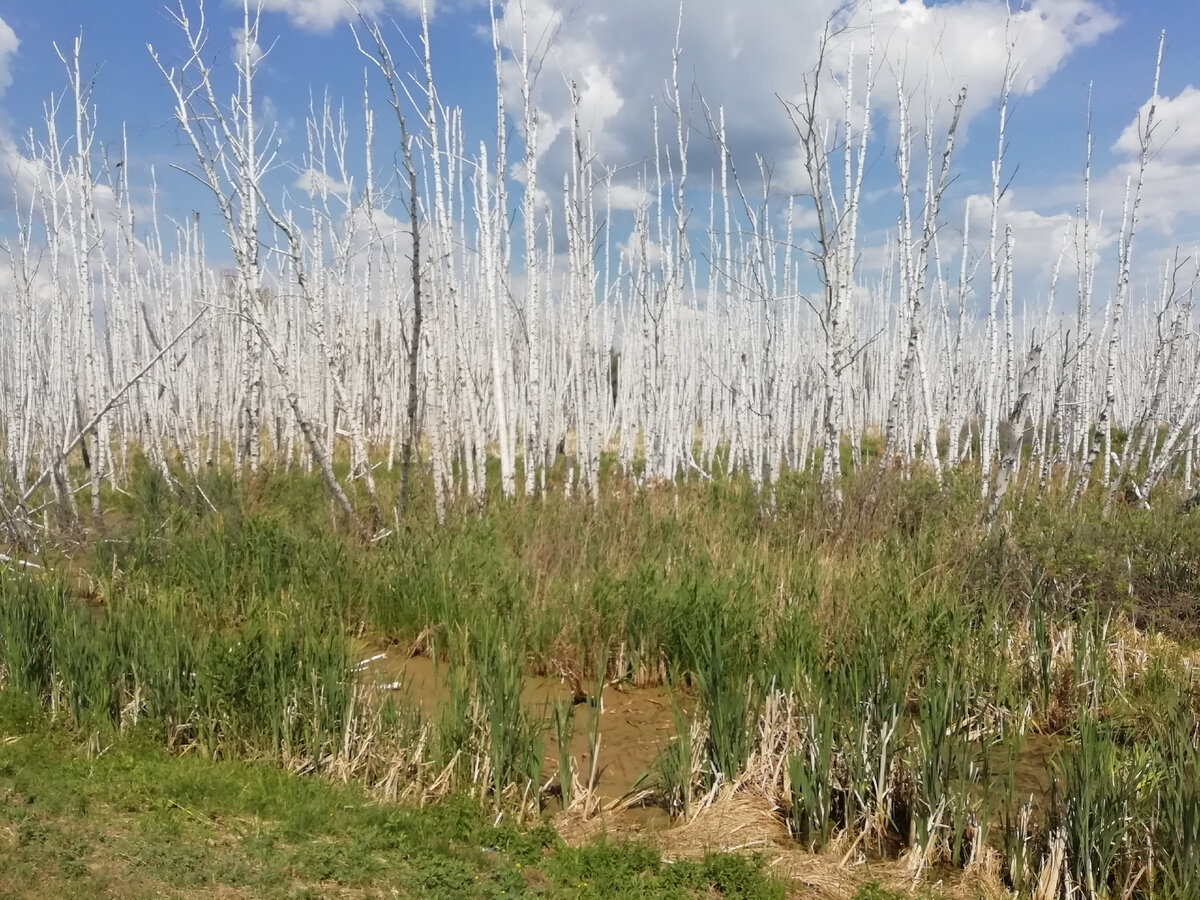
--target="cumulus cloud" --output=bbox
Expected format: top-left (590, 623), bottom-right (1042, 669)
top-left (1114, 85), bottom-right (1200, 165)
top-left (617, 233), bottom-right (664, 269)
top-left (233, 25), bottom-right (265, 67)
top-left (605, 182), bottom-right (650, 212)
top-left (840, 0), bottom-right (1118, 129)
top-left (0, 17), bottom-right (25, 212)
top-left (0, 16), bottom-right (16, 97)
top-left (490, 0), bottom-right (1118, 195)
top-left (254, 0), bottom-right (430, 32)
top-left (1095, 85), bottom-right (1200, 235)
top-left (295, 167), bottom-right (353, 198)
top-left (965, 191), bottom-right (1098, 290)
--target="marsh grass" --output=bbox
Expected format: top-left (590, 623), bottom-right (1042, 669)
top-left (788, 695), bottom-right (837, 849)
top-left (550, 695), bottom-right (576, 807)
top-left (689, 591), bottom-right (760, 790)
top-left (654, 700), bottom-right (702, 818)
top-left (1054, 716), bottom-right (1155, 897)
top-left (3, 460), bottom-right (1200, 896)
top-left (1155, 706), bottom-right (1200, 896)
top-left (0, 573), bottom-right (358, 768)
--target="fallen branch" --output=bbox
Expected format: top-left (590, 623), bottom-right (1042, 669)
top-left (20, 308), bottom-right (208, 509)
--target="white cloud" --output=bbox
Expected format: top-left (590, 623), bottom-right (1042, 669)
top-left (232, 25), bottom-right (265, 68)
top-left (491, 0), bottom-right (1117, 195)
top-left (617, 233), bottom-right (663, 269)
top-left (1114, 85), bottom-right (1200, 165)
top-left (296, 167), bottom-right (353, 198)
top-left (1098, 158), bottom-right (1200, 239)
top-left (965, 191), bottom-right (1091, 287)
top-left (254, 0), bottom-right (431, 32)
top-left (0, 19), bottom-right (38, 217)
top-left (0, 16), bottom-right (17, 97)
top-left (1098, 85), bottom-right (1200, 235)
top-left (847, 0), bottom-right (1118, 127)
top-left (483, 0), bottom-right (1122, 310)
top-left (605, 182), bottom-right (649, 212)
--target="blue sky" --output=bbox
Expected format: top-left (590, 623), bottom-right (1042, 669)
top-left (0, 0), bottom-right (1198, 294)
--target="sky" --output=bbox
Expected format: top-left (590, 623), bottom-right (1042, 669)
top-left (0, 0), bottom-right (1198, 303)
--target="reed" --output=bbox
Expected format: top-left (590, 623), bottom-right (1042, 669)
top-left (1, 467), bottom-right (1199, 896)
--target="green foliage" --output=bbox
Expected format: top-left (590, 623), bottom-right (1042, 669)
top-left (1054, 717), bottom-right (1158, 898)
top-left (4, 463), bottom-right (1200, 897)
top-left (653, 701), bottom-right (698, 818)
top-left (688, 576), bottom-right (761, 787)
top-left (542, 840), bottom-right (783, 899)
top-left (851, 884), bottom-right (907, 900)
top-left (0, 708), bottom-right (785, 898)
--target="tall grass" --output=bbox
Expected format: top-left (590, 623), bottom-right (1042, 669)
top-left (2, 462), bottom-right (1199, 895)
top-left (0, 573), bottom-right (356, 765)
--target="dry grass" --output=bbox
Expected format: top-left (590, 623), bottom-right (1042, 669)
top-left (553, 789), bottom-right (1015, 899)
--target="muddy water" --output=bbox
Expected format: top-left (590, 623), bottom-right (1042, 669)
top-left (354, 645), bottom-right (685, 802)
top-left (352, 642), bottom-right (1064, 823)
top-left (1005, 733), bottom-right (1060, 805)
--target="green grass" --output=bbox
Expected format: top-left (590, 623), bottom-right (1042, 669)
top-left (3, 458), bottom-right (1200, 897)
top-left (0, 693), bottom-right (784, 899)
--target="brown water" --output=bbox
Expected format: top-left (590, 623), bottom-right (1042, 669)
top-left (351, 641), bottom-right (1065, 822)
top-left (354, 643), bottom-right (685, 802)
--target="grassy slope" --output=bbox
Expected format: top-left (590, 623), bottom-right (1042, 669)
top-left (0, 693), bottom-right (785, 900)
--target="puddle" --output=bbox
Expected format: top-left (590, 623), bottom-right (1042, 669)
top-left (353, 642), bottom-right (1066, 833)
top-left (353, 643), bottom-right (685, 802)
